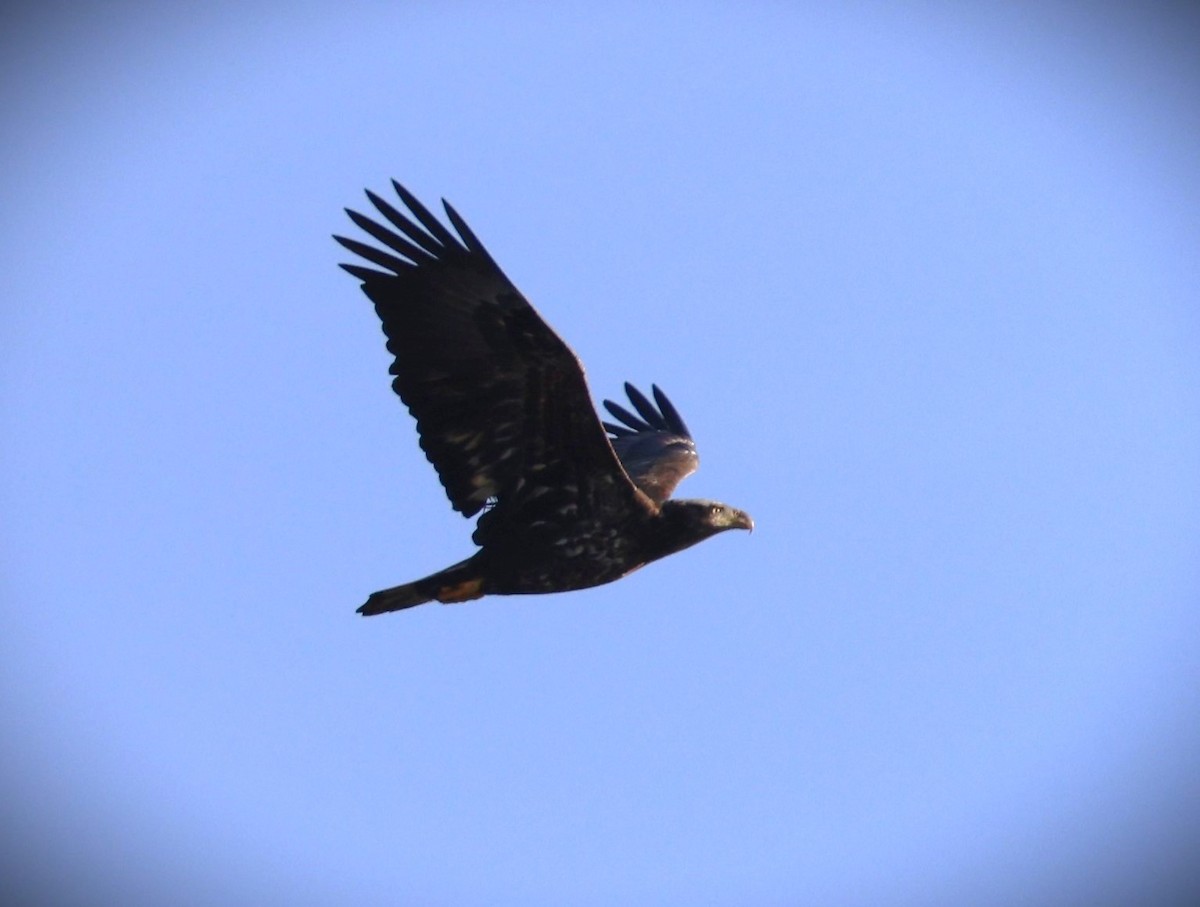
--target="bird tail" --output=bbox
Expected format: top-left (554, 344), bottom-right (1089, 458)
top-left (357, 556), bottom-right (486, 616)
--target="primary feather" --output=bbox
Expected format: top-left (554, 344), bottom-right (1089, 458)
top-left (335, 182), bottom-right (751, 614)
top-left (603, 383), bottom-right (699, 505)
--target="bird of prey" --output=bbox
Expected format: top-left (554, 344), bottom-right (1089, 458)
top-left (334, 182), bottom-right (752, 615)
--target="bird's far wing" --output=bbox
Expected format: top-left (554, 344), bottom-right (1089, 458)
top-left (602, 383), bottom-right (700, 504)
top-left (335, 182), bottom-right (652, 521)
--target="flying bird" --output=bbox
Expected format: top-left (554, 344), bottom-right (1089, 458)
top-left (335, 182), bottom-right (752, 614)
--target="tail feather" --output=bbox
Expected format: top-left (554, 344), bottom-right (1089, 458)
top-left (357, 557), bottom-right (485, 616)
top-left (358, 581), bottom-right (433, 615)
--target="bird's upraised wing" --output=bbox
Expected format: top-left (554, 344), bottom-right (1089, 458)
top-left (602, 383), bottom-right (699, 505)
top-left (335, 182), bottom-right (652, 522)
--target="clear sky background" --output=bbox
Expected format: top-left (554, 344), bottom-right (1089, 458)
top-left (3, 2), bottom-right (1199, 905)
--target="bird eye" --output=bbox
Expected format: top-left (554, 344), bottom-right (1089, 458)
top-left (710, 505), bottom-right (723, 516)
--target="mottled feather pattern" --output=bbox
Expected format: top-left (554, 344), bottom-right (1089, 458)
top-left (602, 383), bottom-right (700, 504)
top-left (336, 182), bottom-right (751, 613)
top-left (337, 182), bottom-right (621, 518)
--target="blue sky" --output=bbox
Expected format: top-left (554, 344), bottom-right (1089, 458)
top-left (3, 2), bottom-right (1199, 904)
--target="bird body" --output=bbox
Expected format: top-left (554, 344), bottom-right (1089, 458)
top-left (335, 182), bottom-right (751, 614)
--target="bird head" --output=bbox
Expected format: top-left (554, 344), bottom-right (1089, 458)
top-left (659, 498), bottom-right (754, 552)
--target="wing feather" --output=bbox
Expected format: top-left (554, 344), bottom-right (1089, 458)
top-left (334, 235), bottom-right (412, 274)
top-left (602, 399), bottom-right (652, 435)
top-left (602, 383), bottom-right (699, 504)
top-left (652, 384), bottom-right (691, 437)
top-left (359, 191), bottom-right (442, 259)
top-left (335, 183), bottom-right (654, 523)
top-left (625, 383), bottom-right (664, 427)
top-left (346, 207), bottom-right (436, 263)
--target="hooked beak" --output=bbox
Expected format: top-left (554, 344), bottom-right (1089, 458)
top-left (733, 509), bottom-right (754, 533)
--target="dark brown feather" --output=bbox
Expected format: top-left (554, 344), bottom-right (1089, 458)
top-left (603, 383), bottom-right (700, 504)
top-left (334, 184), bottom-right (652, 521)
top-left (335, 183), bottom-right (751, 615)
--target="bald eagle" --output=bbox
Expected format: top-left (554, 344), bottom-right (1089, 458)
top-left (335, 182), bottom-right (752, 614)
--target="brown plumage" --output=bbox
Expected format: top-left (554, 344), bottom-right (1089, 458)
top-left (335, 182), bottom-right (752, 614)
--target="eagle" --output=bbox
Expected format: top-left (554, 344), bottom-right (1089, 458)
top-left (335, 182), bottom-right (752, 615)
